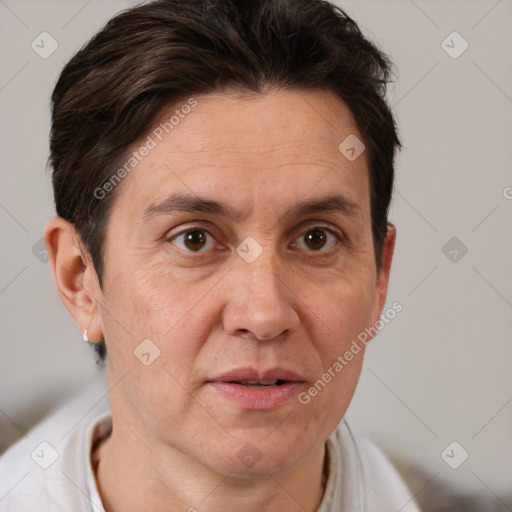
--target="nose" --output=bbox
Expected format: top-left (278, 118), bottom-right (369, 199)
top-left (222, 253), bottom-right (300, 342)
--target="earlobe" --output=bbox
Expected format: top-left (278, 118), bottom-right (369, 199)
top-left (44, 217), bottom-right (104, 343)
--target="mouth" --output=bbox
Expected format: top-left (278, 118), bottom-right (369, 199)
top-left (207, 368), bottom-right (306, 410)
top-left (226, 379), bottom-right (288, 388)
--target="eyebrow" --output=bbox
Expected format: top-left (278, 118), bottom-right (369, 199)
top-left (141, 192), bottom-right (361, 223)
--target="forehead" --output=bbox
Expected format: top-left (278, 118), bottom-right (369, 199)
top-left (116, 89), bottom-right (370, 219)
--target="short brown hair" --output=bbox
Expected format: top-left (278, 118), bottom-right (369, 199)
top-left (49, 0), bottom-right (400, 360)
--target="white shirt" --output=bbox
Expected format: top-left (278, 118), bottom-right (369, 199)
top-left (0, 385), bottom-right (419, 512)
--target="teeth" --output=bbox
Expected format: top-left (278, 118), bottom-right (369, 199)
top-left (238, 379), bottom-right (278, 387)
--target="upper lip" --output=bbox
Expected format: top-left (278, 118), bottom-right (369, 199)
top-left (209, 367), bottom-right (305, 383)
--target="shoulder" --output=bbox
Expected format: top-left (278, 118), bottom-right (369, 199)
top-left (0, 379), bottom-right (109, 512)
top-left (324, 420), bottom-right (420, 512)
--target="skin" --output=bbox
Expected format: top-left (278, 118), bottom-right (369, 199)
top-left (45, 88), bottom-right (395, 512)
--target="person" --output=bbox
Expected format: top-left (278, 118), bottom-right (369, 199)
top-left (0, 0), bottom-right (420, 510)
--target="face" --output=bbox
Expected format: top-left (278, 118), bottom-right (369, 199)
top-left (88, 89), bottom-right (392, 477)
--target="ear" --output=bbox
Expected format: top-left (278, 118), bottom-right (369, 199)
top-left (369, 223), bottom-right (396, 326)
top-left (44, 217), bottom-right (104, 344)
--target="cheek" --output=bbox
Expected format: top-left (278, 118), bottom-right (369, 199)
top-left (298, 351), bottom-right (365, 445)
top-left (106, 258), bottom-right (198, 329)
top-left (100, 265), bottom-right (225, 376)
top-left (298, 283), bottom-right (371, 435)
top-left (100, 274), bottom-right (223, 432)
top-left (304, 272), bottom-right (376, 348)
top-left (295, 272), bottom-right (374, 415)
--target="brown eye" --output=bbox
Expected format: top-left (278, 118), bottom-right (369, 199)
top-left (304, 229), bottom-right (327, 250)
top-left (184, 230), bottom-right (206, 251)
top-left (172, 229), bottom-right (214, 252)
top-left (294, 228), bottom-right (338, 252)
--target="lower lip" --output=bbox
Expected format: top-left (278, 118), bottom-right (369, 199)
top-left (208, 382), bottom-right (305, 410)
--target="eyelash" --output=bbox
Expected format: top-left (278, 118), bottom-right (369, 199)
top-left (168, 225), bottom-right (343, 254)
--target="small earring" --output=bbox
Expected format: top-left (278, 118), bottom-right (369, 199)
top-left (83, 329), bottom-right (89, 343)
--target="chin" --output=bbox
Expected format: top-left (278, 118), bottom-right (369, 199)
top-left (203, 434), bottom-right (310, 479)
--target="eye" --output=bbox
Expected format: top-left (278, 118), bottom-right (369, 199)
top-left (171, 228), bottom-right (216, 252)
top-left (293, 227), bottom-right (339, 252)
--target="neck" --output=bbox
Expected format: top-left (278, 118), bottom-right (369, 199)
top-left (93, 420), bottom-right (327, 512)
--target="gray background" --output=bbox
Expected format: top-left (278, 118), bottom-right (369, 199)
top-left (1, 0), bottom-right (511, 510)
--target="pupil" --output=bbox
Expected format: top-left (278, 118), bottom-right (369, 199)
top-left (305, 229), bottom-right (326, 250)
top-left (184, 230), bottom-right (206, 251)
